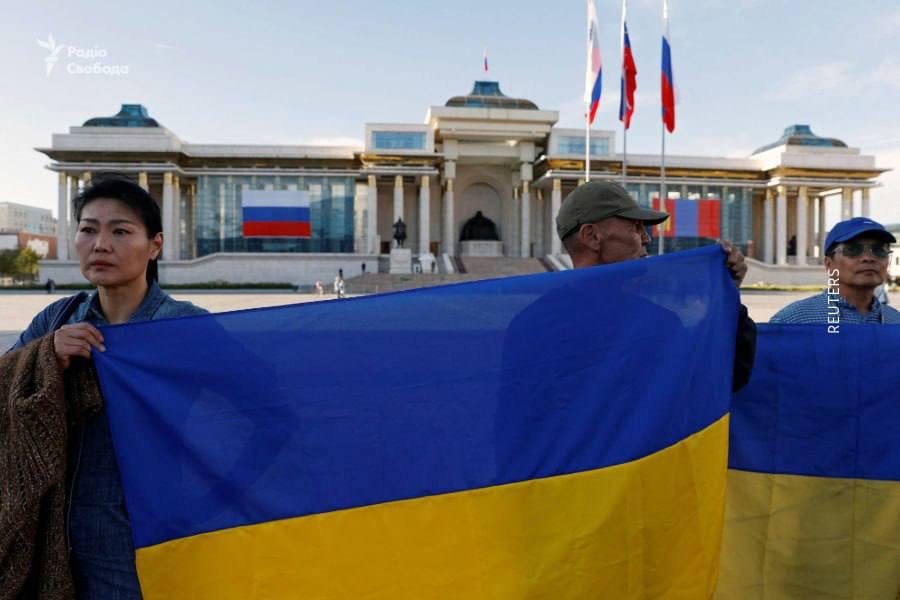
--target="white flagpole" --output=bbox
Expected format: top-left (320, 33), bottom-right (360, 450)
top-left (586, 110), bottom-right (591, 182)
top-left (658, 0), bottom-right (668, 255)
top-left (585, 0), bottom-right (591, 182)
top-left (659, 121), bottom-right (666, 255)
top-left (621, 0), bottom-right (628, 187)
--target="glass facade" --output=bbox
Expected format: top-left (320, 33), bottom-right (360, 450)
top-left (194, 175), bottom-right (355, 256)
top-left (372, 131), bottom-right (426, 151)
top-left (557, 136), bottom-right (610, 156)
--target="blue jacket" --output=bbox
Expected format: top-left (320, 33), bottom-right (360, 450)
top-left (9, 282), bottom-right (206, 596)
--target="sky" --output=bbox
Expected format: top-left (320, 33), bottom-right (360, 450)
top-left (2, 0), bottom-right (899, 227)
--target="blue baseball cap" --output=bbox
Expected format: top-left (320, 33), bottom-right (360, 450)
top-left (824, 217), bottom-right (896, 255)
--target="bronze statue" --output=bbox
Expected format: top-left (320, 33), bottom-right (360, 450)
top-left (392, 218), bottom-right (407, 248)
top-left (460, 211), bottom-right (499, 241)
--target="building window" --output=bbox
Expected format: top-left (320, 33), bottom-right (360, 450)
top-left (557, 136), bottom-right (610, 156)
top-left (372, 131), bottom-right (426, 151)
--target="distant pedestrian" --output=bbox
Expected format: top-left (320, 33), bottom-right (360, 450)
top-left (334, 274), bottom-right (345, 299)
top-left (44, 278), bottom-right (56, 294)
top-left (361, 262), bottom-right (366, 274)
top-left (315, 280), bottom-right (323, 296)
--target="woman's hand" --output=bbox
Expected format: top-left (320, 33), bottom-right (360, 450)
top-left (53, 322), bottom-right (105, 370)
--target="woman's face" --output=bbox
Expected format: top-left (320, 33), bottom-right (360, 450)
top-left (74, 198), bottom-right (162, 289)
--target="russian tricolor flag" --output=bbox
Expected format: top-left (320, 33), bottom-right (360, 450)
top-left (242, 190), bottom-right (311, 238)
top-left (585, 0), bottom-right (603, 125)
top-left (661, 0), bottom-right (676, 133)
top-left (619, 0), bottom-right (637, 129)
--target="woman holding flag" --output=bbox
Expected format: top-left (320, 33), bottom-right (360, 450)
top-left (8, 174), bottom-right (207, 598)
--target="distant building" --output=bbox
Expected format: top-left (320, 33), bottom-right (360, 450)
top-left (36, 91), bottom-right (889, 286)
top-left (0, 201), bottom-right (56, 236)
top-left (0, 231), bottom-right (57, 259)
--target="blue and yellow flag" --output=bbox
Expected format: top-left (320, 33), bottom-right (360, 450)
top-left (92, 246), bottom-right (738, 598)
top-left (718, 325), bottom-right (900, 599)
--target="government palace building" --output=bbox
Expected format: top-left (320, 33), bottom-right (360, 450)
top-left (38, 81), bottom-right (888, 287)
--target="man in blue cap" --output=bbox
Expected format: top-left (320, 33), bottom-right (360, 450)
top-left (771, 217), bottom-right (900, 325)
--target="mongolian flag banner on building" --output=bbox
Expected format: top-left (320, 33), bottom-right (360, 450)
top-left (651, 197), bottom-right (721, 239)
top-left (92, 246), bottom-right (738, 599)
top-left (717, 324), bottom-right (900, 600)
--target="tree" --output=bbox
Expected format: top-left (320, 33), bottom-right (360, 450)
top-left (0, 250), bottom-right (17, 276)
top-left (13, 248), bottom-right (41, 279)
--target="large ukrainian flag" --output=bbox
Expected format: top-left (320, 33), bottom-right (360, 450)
top-left (718, 325), bottom-right (900, 599)
top-left (92, 246), bottom-right (738, 599)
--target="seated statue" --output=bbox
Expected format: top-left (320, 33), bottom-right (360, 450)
top-left (460, 211), bottom-right (500, 241)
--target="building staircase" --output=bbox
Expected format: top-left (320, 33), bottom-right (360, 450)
top-left (345, 257), bottom-right (553, 294)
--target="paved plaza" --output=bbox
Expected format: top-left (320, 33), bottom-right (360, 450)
top-left (5, 286), bottom-right (888, 351)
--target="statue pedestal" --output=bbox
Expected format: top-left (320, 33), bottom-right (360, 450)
top-left (418, 252), bottom-right (436, 274)
top-left (389, 248), bottom-right (412, 274)
top-left (460, 240), bottom-right (503, 257)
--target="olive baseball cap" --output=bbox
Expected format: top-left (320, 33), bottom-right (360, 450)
top-left (556, 181), bottom-right (670, 240)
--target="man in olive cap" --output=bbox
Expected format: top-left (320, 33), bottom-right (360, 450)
top-left (556, 180), bottom-right (756, 391)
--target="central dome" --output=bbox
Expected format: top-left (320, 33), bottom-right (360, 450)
top-left (445, 81), bottom-right (538, 110)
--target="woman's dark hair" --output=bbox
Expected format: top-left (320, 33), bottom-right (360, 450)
top-left (73, 173), bottom-right (163, 284)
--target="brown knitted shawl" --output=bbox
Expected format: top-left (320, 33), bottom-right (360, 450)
top-left (0, 335), bottom-right (103, 600)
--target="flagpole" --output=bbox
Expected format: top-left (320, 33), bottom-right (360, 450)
top-left (621, 0), bottom-right (628, 187)
top-left (586, 109), bottom-right (591, 182)
top-left (658, 0), bottom-right (669, 255)
top-left (658, 122), bottom-right (666, 255)
top-left (585, 0), bottom-right (591, 183)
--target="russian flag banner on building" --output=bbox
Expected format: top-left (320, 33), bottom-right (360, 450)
top-left (241, 189), bottom-right (311, 238)
top-left (619, 1), bottom-right (637, 129)
top-left (661, 0), bottom-right (676, 133)
top-left (91, 246), bottom-right (738, 598)
top-left (585, 0), bottom-right (603, 124)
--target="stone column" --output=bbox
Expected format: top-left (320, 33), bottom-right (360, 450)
top-left (172, 175), bottom-right (181, 260)
top-left (520, 181), bottom-right (531, 257)
top-left (366, 175), bottom-right (378, 254)
top-left (57, 172), bottom-right (69, 260)
top-left (861, 187), bottom-right (870, 218)
top-left (764, 188), bottom-right (774, 264)
top-left (806, 194), bottom-right (815, 258)
top-left (534, 189), bottom-right (544, 257)
top-left (68, 175), bottom-right (79, 207)
top-left (162, 172), bottom-right (175, 260)
top-left (776, 185), bottom-right (787, 265)
top-left (69, 175), bottom-right (80, 258)
top-left (418, 175), bottom-right (430, 255)
top-left (138, 172), bottom-right (149, 191)
top-left (551, 179), bottom-right (562, 255)
top-left (841, 187), bottom-right (852, 220)
top-left (796, 186), bottom-right (808, 266)
top-left (817, 195), bottom-right (826, 256)
top-left (442, 167), bottom-right (455, 256)
top-left (393, 175), bottom-right (404, 225)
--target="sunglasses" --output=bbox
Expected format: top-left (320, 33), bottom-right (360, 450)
top-left (834, 241), bottom-right (891, 259)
